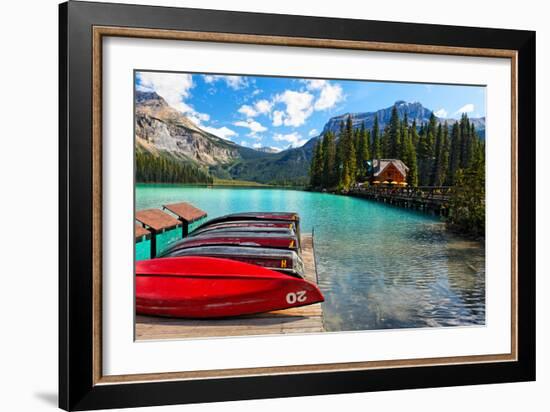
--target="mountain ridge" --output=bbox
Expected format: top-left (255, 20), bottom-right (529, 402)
top-left (322, 100), bottom-right (485, 138)
top-left (135, 91), bottom-right (485, 185)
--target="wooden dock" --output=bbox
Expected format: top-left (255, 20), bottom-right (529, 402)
top-left (136, 202), bottom-right (208, 257)
top-left (135, 234), bottom-right (325, 340)
top-left (350, 186), bottom-right (452, 216)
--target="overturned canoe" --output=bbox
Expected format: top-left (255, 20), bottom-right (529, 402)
top-left (189, 226), bottom-right (296, 237)
top-left (162, 231), bottom-right (300, 254)
top-left (136, 256), bottom-right (324, 318)
top-left (160, 245), bottom-right (305, 278)
top-left (198, 212), bottom-right (299, 224)
top-left (196, 212), bottom-right (299, 231)
top-left (190, 219), bottom-right (298, 237)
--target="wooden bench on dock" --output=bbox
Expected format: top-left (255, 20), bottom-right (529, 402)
top-left (135, 234), bottom-right (325, 340)
top-left (135, 202), bottom-right (208, 257)
top-left (136, 209), bottom-right (182, 257)
top-left (162, 202), bottom-right (208, 236)
top-left (135, 224), bottom-right (151, 243)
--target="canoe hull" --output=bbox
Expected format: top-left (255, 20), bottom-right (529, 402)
top-left (163, 233), bottom-right (300, 253)
top-left (191, 220), bottom-right (297, 236)
top-left (160, 245), bottom-right (305, 278)
top-left (136, 257), bottom-right (324, 318)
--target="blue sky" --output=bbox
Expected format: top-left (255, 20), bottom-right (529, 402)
top-left (136, 71), bottom-right (485, 152)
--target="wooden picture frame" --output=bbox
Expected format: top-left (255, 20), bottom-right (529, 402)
top-left (59, 1), bottom-right (535, 410)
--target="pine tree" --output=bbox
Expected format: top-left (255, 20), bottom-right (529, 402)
top-left (356, 122), bottom-right (370, 180)
top-left (388, 105), bottom-right (401, 158)
top-left (354, 125), bottom-right (363, 178)
top-left (340, 115), bottom-right (357, 189)
top-left (310, 140), bottom-right (324, 188)
top-left (402, 126), bottom-right (418, 187)
top-left (381, 126), bottom-right (390, 158)
top-left (448, 122), bottom-right (461, 185)
top-left (371, 115), bottom-right (381, 159)
top-left (411, 120), bottom-right (420, 147)
top-left (322, 131), bottom-right (337, 188)
top-left (399, 113), bottom-right (409, 159)
top-left (309, 144), bottom-right (317, 187)
top-left (459, 113), bottom-right (472, 169)
top-left (449, 154), bottom-right (485, 236)
top-left (427, 112), bottom-right (438, 138)
top-left (135, 152), bottom-right (213, 184)
top-left (431, 123), bottom-right (443, 186)
top-left (440, 122), bottom-right (450, 186)
top-left (335, 121), bottom-right (346, 186)
top-left (417, 126), bottom-right (434, 186)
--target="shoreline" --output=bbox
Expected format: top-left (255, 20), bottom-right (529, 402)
top-left (136, 181), bottom-right (307, 190)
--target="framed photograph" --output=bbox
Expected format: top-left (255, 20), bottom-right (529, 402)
top-left (59, 1), bottom-right (535, 410)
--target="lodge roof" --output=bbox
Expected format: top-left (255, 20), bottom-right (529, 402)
top-left (372, 159), bottom-right (409, 177)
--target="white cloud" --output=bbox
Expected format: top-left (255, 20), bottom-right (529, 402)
top-left (314, 82), bottom-right (344, 110)
top-left (201, 125), bottom-right (237, 141)
top-left (302, 79), bottom-right (344, 111)
top-left (237, 81), bottom-right (341, 129)
top-left (273, 90), bottom-right (314, 127)
top-left (273, 132), bottom-right (308, 148)
top-left (237, 99), bottom-right (273, 118)
top-left (308, 129), bottom-right (319, 137)
top-left (240, 140), bottom-right (248, 147)
top-left (186, 111), bottom-right (210, 124)
top-left (272, 110), bottom-right (284, 126)
top-left (203, 75), bottom-right (248, 90)
top-left (455, 104), bottom-right (475, 114)
top-left (254, 99), bottom-right (273, 115)
top-left (225, 76), bottom-right (248, 90)
top-left (434, 108), bottom-right (448, 118)
top-left (137, 72), bottom-right (213, 124)
top-left (233, 119), bottom-right (268, 135)
top-left (238, 105), bottom-right (257, 117)
top-left (303, 79), bottom-right (327, 90)
top-left (137, 71), bottom-right (194, 113)
top-left (184, 107), bottom-right (213, 128)
top-left (252, 143), bottom-right (263, 149)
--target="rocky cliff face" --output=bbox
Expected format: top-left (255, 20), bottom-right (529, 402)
top-left (135, 91), bottom-right (241, 165)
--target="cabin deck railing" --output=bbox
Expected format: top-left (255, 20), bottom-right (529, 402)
top-left (349, 185), bottom-right (452, 215)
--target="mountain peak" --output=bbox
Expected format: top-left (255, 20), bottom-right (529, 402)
top-left (322, 101), bottom-right (433, 134)
top-left (136, 90), bottom-right (163, 103)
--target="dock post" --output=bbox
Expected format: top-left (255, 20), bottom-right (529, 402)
top-left (181, 220), bottom-right (189, 237)
top-left (162, 202), bottom-right (207, 238)
top-left (150, 230), bottom-right (157, 258)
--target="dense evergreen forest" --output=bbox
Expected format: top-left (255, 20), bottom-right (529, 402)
top-left (136, 152), bottom-right (213, 184)
top-left (309, 104), bottom-right (486, 236)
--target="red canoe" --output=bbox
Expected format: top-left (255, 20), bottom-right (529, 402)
top-left (136, 256), bottom-right (324, 318)
top-left (162, 232), bottom-right (300, 254)
top-left (195, 212), bottom-right (301, 241)
top-left (159, 245), bottom-right (305, 278)
top-left (189, 226), bottom-right (296, 238)
top-left (190, 219), bottom-right (297, 237)
top-left (200, 212), bottom-right (299, 224)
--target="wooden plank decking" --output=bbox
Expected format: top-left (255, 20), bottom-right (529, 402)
top-left (136, 209), bottom-right (181, 232)
top-left (163, 202), bottom-right (207, 223)
top-left (135, 224), bottom-right (151, 242)
top-left (135, 234), bottom-right (325, 340)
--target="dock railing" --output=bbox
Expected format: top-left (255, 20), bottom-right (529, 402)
top-left (350, 185), bottom-right (452, 214)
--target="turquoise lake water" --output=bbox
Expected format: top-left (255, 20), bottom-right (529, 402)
top-left (136, 184), bottom-right (485, 331)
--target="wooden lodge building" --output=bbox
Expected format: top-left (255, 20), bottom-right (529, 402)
top-left (369, 159), bottom-right (409, 185)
